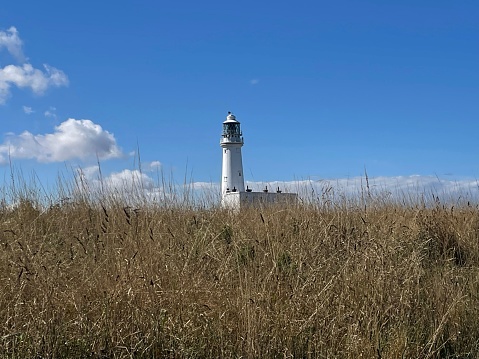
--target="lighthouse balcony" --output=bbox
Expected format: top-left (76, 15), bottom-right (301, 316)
top-left (220, 136), bottom-right (243, 144)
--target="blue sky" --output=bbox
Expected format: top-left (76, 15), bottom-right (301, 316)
top-left (0, 0), bottom-right (478, 198)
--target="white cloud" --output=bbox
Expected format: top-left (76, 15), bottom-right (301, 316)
top-left (0, 27), bottom-right (68, 104)
top-left (0, 64), bottom-right (68, 104)
top-left (44, 106), bottom-right (57, 118)
top-left (143, 160), bottom-right (161, 172)
top-left (77, 165), bottom-right (101, 181)
top-left (23, 105), bottom-right (34, 114)
top-left (0, 26), bottom-right (24, 62)
top-left (78, 166), bottom-right (155, 190)
top-left (191, 181), bottom-right (220, 192)
top-left (106, 169), bottom-right (155, 190)
top-left (74, 165), bottom-right (161, 204)
top-left (0, 118), bottom-right (123, 164)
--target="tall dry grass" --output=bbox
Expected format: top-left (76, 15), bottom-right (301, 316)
top-left (1, 174), bottom-right (479, 358)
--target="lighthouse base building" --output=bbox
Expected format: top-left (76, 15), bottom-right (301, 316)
top-left (220, 112), bottom-right (298, 210)
top-left (222, 191), bottom-right (298, 210)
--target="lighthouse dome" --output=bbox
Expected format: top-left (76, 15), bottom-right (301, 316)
top-left (224, 112), bottom-right (239, 123)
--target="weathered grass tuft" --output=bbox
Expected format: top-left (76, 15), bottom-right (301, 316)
top-left (1, 173), bottom-right (479, 358)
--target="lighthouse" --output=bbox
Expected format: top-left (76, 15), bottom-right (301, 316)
top-left (220, 112), bottom-right (245, 195)
top-left (220, 111), bottom-right (298, 209)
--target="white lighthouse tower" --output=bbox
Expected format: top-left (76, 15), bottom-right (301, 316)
top-left (220, 112), bottom-right (245, 196)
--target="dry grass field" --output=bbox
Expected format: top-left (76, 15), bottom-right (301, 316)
top-left (1, 179), bottom-right (479, 358)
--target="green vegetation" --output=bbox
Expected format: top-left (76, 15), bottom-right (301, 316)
top-left (1, 176), bottom-right (479, 358)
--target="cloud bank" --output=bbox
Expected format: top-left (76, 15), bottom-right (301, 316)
top-left (0, 27), bottom-right (68, 104)
top-left (0, 118), bottom-right (122, 164)
top-left (244, 176), bottom-right (479, 204)
top-left (69, 170), bottom-right (479, 207)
